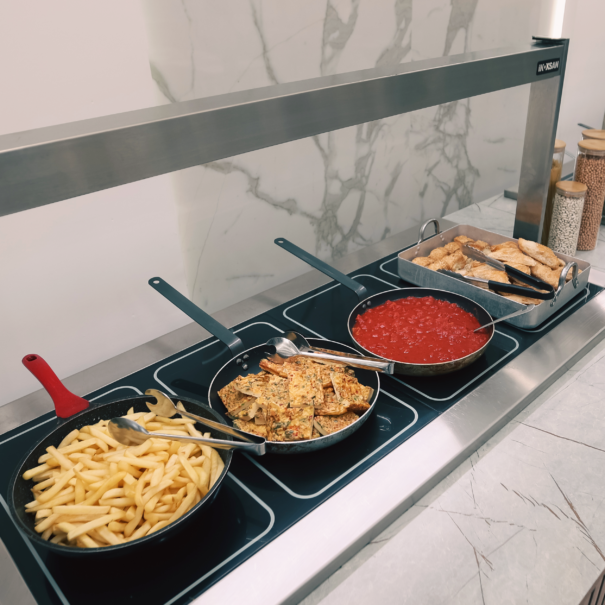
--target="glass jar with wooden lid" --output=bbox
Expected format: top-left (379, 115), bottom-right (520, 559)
top-left (582, 129), bottom-right (605, 142)
top-left (541, 139), bottom-right (566, 245)
top-left (547, 181), bottom-right (586, 255)
top-left (574, 139), bottom-right (605, 250)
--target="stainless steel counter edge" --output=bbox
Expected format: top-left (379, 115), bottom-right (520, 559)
top-left (198, 273), bottom-right (605, 605)
top-left (0, 220), bottom-right (450, 435)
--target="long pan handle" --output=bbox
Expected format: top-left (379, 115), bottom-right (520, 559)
top-left (149, 277), bottom-right (245, 357)
top-left (274, 238), bottom-right (368, 302)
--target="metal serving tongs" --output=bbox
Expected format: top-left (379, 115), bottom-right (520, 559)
top-left (459, 245), bottom-right (556, 300)
top-left (266, 331), bottom-right (395, 374)
top-left (109, 390), bottom-right (266, 455)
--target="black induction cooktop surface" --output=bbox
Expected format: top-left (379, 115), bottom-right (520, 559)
top-left (1, 248), bottom-right (601, 605)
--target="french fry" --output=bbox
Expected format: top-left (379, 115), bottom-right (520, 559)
top-left (167, 483), bottom-right (196, 524)
top-left (79, 535), bottom-right (101, 548)
top-left (81, 472), bottom-right (127, 506)
top-left (23, 463), bottom-right (51, 481)
top-left (36, 468), bottom-right (76, 503)
top-left (128, 521), bottom-right (151, 541)
top-left (124, 454), bottom-right (162, 470)
top-left (124, 506), bottom-right (144, 538)
top-left (89, 426), bottom-right (121, 449)
top-left (67, 513), bottom-right (123, 541)
top-left (147, 520), bottom-right (170, 535)
top-left (46, 446), bottom-right (75, 470)
top-left (117, 461), bottom-right (142, 478)
top-left (58, 429), bottom-right (80, 449)
top-left (123, 505), bottom-right (136, 522)
top-left (75, 479), bottom-right (85, 504)
top-left (96, 526), bottom-right (123, 545)
top-left (35, 513), bottom-right (61, 533)
top-left (100, 497), bottom-right (136, 508)
top-left (53, 505), bottom-right (110, 516)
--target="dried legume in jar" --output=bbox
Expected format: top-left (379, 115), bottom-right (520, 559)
top-left (574, 139), bottom-right (605, 250)
top-left (547, 181), bottom-right (586, 256)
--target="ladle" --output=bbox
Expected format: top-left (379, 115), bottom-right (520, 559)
top-left (473, 305), bottom-right (535, 332)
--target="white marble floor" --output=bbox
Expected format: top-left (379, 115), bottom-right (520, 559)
top-left (300, 196), bottom-right (605, 605)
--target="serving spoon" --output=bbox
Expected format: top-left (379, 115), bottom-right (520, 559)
top-left (266, 331), bottom-right (395, 374)
top-left (473, 304), bottom-right (535, 332)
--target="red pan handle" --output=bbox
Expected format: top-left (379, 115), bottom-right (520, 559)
top-left (22, 354), bottom-right (89, 418)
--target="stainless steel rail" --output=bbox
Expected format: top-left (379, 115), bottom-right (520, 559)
top-left (0, 39), bottom-right (567, 240)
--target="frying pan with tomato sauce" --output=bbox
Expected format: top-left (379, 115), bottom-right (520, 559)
top-left (274, 238), bottom-right (494, 377)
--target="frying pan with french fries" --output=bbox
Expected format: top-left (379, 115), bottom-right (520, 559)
top-left (9, 355), bottom-right (236, 556)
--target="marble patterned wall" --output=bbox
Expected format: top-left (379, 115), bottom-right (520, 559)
top-left (142, 0), bottom-right (551, 313)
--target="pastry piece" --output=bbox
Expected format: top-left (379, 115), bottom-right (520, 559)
top-left (267, 404), bottom-right (314, 441)
top-left (314, 390), bottom-right (349, 416)
top-left (412, 257), bottom-right (432, 267)
top-left (445, 241), bottom-right (463, 253)
top-left (518, 238), bottom-right (559, 269)
top-left (501, 293), bottom-right (543, 305)
top-left (428, 259), bottom-right (449, 271)
top-left (232, 373), bottom-right (270, 397)
top-left (557, 257), bottom-right (566, 267)
top-left (218, 382), bottom-right (257, 419)
top-left (232, 418), bottom-right (268, 438)
top-left (287, 365), bottom-right (323, 408)
top-left (454, 235), bottom-right (474, 245)
top-left (530, 263), bottom-right (559, 289)
top-left (283, 356), bottom-right (345, 388)
top-left (259, 358), bottom-right (288, 379)
top-left (488, 248), bottom-right (537, 267)
top-left (442, 250), bottom-right (467, 271)
top-left (455, 257), bottom-right (475, 276)
top-left (470, 264), bottom-right (510, 284)
top-left (428, 247), bottom-right (449, 261)
top-left (491, 241), bottom-right (518, 253)
top-left (331, 372), bottom-right (373, 414)
top-left (467, 240), bottom-right (490, 253)
top-left (313, 412), bottom-right (359, 436)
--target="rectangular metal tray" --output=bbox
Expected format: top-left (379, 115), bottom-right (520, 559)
top-left (397, 223), bottom-right (591, 329)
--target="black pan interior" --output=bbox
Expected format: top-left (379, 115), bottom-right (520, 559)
top-left (348, 287), bottom-right (493, 334)
top-left (208, 338), bottom-right (380, 431)
top-left (9, 395), bottom-right (232, 558)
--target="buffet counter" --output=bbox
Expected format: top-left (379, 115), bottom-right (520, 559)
top-left (2, 197), bottom-right (605, 605)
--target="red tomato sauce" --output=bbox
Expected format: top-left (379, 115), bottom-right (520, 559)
top-left (352, 296), bottom-right (489, 364)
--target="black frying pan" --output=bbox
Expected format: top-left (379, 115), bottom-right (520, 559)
top-left (274, 238), bottom-right (495, 376)
top-left (8, 355), bottom-right (233, 558)
top-left (148, 278), bottom-right (380, 454)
